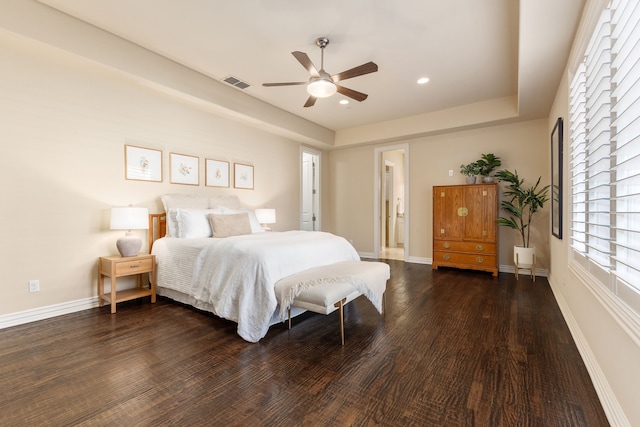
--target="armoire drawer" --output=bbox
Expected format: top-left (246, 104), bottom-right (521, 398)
top-left (434, 241), bottom-right (496, 254)
top-left (433, 251), bottom-right (497, 267)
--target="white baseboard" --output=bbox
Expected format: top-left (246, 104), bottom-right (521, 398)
top-left (0, 297), bottom-right (100, 330)
top-left (358, 252), bottom-right (376, 259)
top-left (548, 276), bottom-right (630, 427)
top-left (360, 255), bottom-right (548, 277)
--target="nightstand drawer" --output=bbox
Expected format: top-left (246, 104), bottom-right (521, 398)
top-left (114, 258), bottom-right (153, 275)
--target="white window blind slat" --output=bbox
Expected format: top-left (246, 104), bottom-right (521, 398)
top-left (570, 0), bottom-right (640, 305)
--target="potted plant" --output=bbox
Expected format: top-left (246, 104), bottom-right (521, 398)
top-left (495, 169), bottom-right (549, 276)
top-left (476, 153), bottom-right (502, 182)
top-left (459, 162), bottom-right (481, 184)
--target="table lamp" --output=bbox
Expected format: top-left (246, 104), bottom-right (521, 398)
top-left (110, 206), bottom-right (149, 257)
top-left (255, 208), bottom-right (276, 231)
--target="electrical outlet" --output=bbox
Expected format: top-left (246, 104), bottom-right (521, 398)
top-left (28, 280), bottom-right (40, 293)
top-left (448, 169), bottom-right (454, 177)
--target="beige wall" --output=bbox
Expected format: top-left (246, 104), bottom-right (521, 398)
top-left (0, 30), bottom-right (306, 316)
top-left (328, 119), bottom-right (550, 269)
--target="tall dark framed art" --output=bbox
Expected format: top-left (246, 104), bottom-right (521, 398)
top-left (551, 117), bottom-right (563, 239)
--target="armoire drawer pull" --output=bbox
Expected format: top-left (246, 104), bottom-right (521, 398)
top-left (476, 245), bottom-right (484, 251)
top-left (443, 242), bottom-right (451, 249)
top-left (476, 257), bottom-right (484, 264)
top-left (443, 254), bottom-right (451, 261)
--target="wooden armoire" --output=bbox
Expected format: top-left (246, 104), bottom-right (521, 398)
top-left (432, 183), bottom-right (498, 276)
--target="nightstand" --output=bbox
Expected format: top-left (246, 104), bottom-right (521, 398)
top-left (98, 254), bottom-right (156, 313)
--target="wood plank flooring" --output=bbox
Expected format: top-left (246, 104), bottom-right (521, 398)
top-left (0, 261), bottom-right (609, 426)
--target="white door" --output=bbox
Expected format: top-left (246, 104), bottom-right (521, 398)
top-left (301, 150), bottom-right (320, 231)
top-left (385, 164), bottom-right (395, 248)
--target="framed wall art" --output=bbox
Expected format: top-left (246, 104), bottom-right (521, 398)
top-left (234, 163), bottom-right (254, 190)
top-left (124, 145), bottom-right (162, 182)
top-left (205, 159), bottom-right (230, 187)
top-left (170, 152), bottom-right (199, 186)
top-left (551, 117), bottom-right (563, 239)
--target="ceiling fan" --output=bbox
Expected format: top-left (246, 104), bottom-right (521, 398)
top-left (262, 37), bottom-right (378, 108)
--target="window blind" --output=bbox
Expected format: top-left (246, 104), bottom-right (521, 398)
top-left (569, 0), bottom-right (640, 316)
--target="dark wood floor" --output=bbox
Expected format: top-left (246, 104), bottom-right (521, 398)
top-left (0, 261), bottom-right (609, 426)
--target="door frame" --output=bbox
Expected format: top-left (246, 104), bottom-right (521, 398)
top-left (300, 146), bottom-right (321, 231)
top-left (373, 144), bottom-right (409, 260)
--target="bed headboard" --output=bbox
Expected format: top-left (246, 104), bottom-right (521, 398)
top-left (148, 213), bottom-right (166, 252)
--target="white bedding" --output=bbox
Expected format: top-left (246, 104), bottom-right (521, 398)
top-left (152, 231), bottom-right (360, 342)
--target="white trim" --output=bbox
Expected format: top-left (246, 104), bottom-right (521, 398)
top-left (0, 297), bottom-right (100, 330)
top-left (373, 144), bottom-right (409, 261)
top-left (567, 0), bottom-right (610, 75)
top-left (357, 252), bottom-right (376, 259)
top-left (549, 271), bottom-right (632, 427)
top-left (569, 261), bottom-right (640, 348)
top-left (407, 256), bottom-right (430, 265)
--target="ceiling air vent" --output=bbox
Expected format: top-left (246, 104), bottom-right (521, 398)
top-left (223, 76), bottom-right (250, 90)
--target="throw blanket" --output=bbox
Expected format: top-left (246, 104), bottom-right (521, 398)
top-left (274, 261), bottom-right (390, 321)
top-left (191, 231), bottom-right (360, 342)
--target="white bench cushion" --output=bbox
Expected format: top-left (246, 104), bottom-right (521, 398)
top-left (274, 261), bottom-right (390, 318)
top-left (290, 281), bottom-right (361, 315)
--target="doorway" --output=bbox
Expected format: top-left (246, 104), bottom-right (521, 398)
top-left (374, 145), bottom-right (409, 261)
top-left (301, 147), bottom-right (320, 231)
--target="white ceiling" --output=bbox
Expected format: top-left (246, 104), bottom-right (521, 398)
top-left (37, 0), bottom-right (585, 132)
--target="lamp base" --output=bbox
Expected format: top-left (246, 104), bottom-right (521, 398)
top-left (116, 232), bottom-right (142, 257)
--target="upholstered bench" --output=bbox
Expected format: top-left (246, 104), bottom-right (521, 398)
top-left (274, 261), bottom-right (390, 345)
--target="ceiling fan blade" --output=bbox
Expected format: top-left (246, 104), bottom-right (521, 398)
top-left (336, 85), bottom-right (368, 102)
top-left (332, 61), bottom-right (378, 82)
top-left (292, 51), bottom-right (320, 77)
top-left (303, 96), bottom-right (317, 108)
top-left (262, 82), bottom-right (307, 87)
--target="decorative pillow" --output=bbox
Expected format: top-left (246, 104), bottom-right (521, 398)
top-left (176, 208), bottom-right (224, 238)
top-left (208, 213), bottom-right (252, 238)
top-left (217, 207), bottom-right (264, 233)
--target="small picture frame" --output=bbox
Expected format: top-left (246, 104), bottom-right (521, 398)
top-left (205, 159), bottom-right (230, 188)
top-left (124, 145), bottom-right (162, 182)
top-left (170, 152), bottom-right (199, 186)
top-left (234, 163), bottom-right (254, 190)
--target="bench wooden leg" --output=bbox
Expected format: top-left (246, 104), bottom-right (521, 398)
top-left (334, 298), bottom-right (346, 345)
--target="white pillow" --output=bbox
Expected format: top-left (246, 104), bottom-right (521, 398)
top-left (217, 207), bottom-right (264, 233)
top-left (176, 208), bottom-right (224, 238)
top-left (166, 209), bottom-right (179, 238)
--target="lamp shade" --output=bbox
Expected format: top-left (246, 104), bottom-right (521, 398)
top-left (110, 206), bottom-right (148, 257)
top-left (110, 207), bottom-right (149, 230)
top-left (307, 77), bottom-right (337, 98)
top-left (255, 208), bottom-right (276, 225)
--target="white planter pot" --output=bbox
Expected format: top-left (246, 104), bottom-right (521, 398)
top-left (514, 246), bottom-right (535, 268)
top-left (465, 176), bottom-right (477, 184)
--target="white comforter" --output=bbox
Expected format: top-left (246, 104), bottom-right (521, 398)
top-left (159, 231), bottom-right (360, 342)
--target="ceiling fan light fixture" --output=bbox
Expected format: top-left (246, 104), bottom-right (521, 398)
top-left (307, 77), bottom-right (337, 98)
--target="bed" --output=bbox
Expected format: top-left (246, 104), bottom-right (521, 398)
top-left (148, 194), bottom-right (362, 342)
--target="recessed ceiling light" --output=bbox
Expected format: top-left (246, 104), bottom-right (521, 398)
top-left (339, 99), bottom-right (349, 105)
top-left (417, 77), bottom-right (430, 85)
